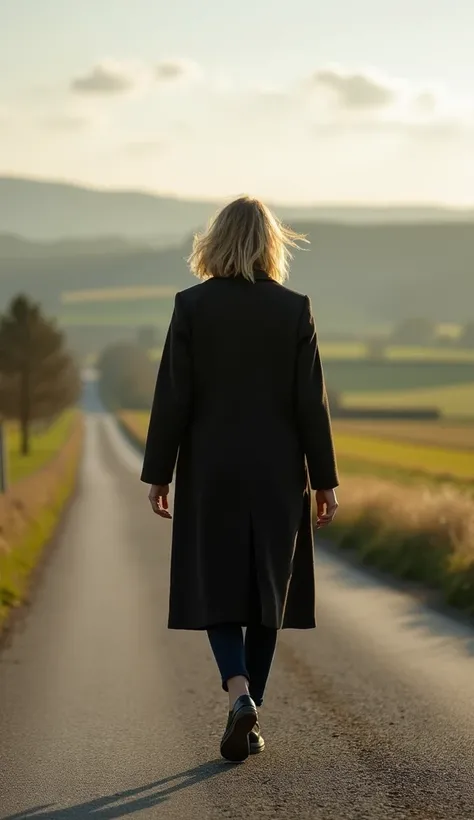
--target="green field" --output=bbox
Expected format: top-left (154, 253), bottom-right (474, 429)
top-left (60, 288), bottom-right (175, 328)
top-left (146, 344), bottom-right (474, 402)
top-left (385, 346), bottom-right (474, 362)
top-left (343, 383), bottom-right (474, 420)
top-left (60, 301), bottom-right (175, 327)
top-left (324, 359), bottom-right (474, 394)
top-left (119, 410), bottom-right (473, 486)
top-left (333, 431), bottom-right (474, 482)
top-left (58, 288), bottom-right (474, 358)
top-left (60, 284), bottom-right (474, 422)
top-left (320, 342), bottom-right (474, 362)
top-left (333, 419), bottom-right (474, 450)
top-left (6, 410), bottom-right (78, 484)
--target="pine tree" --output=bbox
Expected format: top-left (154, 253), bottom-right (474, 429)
top-left (0, 295), bottom-right (80, 455)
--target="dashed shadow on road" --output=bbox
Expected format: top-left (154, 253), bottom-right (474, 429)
top-left (2, 760), bottom-right (230, 819)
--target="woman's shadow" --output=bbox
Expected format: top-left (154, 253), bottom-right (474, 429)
top-left (2, 759), bottom-right (230, 819)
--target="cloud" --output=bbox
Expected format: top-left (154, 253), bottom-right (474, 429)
top-left (71, 60), bottom-right (142, 94)
top-left (69, 58), bottom-right (201, 99)
top-left (296, 65), bottom-right (474, 143)
top-left (310, 67), bottom-right (396, 109)
top-left (155, 59), bottom-right (202, 84)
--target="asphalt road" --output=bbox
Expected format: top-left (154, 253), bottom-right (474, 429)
top-left (1, 406), bottom-right (474, 819)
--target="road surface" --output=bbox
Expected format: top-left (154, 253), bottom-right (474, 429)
top-left (1, 402), bottom-right (474, 819)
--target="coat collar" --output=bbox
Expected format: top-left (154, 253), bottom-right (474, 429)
top-left (253, 270), bottom-right (271, 281)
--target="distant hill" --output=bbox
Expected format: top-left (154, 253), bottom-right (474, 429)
top-left (0, 233), bottom-right (163, 259)
top-left (1, 176), bottom-right (473, 241)
top-left (1, 222), bottom-right (473, 333)
top-left (0, 177), bottom-right (216, 242)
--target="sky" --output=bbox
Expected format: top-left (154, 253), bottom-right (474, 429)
top-left (1, 0), bottom-right (474, 204)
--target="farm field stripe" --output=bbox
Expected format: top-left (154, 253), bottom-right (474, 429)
top-left (333, 432), bottom-right (474, 480)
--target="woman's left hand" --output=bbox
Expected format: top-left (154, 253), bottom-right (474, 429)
top-left (148, 484), bottom-right (172, 519)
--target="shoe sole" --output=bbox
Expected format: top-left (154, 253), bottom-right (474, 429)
top-left (220, 707), bottom-right (258, 762)
top-left (249, 739), bottom-right (265, 754)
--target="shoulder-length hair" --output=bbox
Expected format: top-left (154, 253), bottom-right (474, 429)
top-left (188, 196), bottom-right (308, 284)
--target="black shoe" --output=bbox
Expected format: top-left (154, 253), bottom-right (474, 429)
top-left (249, 721), bottom-right (265, 754)
top-left (220, 695), bottom-right (258, 762)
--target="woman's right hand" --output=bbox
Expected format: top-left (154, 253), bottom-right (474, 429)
top-left (315, 488), bottom-right (338, 529)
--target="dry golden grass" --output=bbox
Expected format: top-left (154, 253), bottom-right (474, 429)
top-left (117, 410), bottom-right (149, 448)
top-left (325, 475), bottom-right (474, 614)
top-left (7, 411), bottom-right (78, 483)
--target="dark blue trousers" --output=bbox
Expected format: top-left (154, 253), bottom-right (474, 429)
top-left (206, 546), bottom-right (277, 707)
top-left (207, 623), bottom-right (278, 707)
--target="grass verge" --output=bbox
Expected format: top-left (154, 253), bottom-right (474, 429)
top-left (7, 410), bottom-right (78, 484)
top-left (0, 415), bottom-right (83, 632)
top-left (116, 410), bottom-right (150, 449)
top-left (322, 476), bottom-right (474, 617)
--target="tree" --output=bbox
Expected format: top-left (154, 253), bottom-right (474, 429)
top-left (365, 337), bottom-right (387, 360)
top-left (0, 295), bottom-right (80, 455)
top-left (97, 342), bottom-right (156, 410)
top-left (390, 317), bottom-right (437, 346)
top-left (137, 325), bottom-right (157, 350)
top-left (459, 321), bottom-right (474, 348)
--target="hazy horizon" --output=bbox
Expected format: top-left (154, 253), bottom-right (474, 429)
top-left (2, 173), bottom-right (474, 212)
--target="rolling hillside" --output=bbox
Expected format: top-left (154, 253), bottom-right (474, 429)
top-left (1, 176), bottom-right (473, 335)
top-left (1, 221), bottom-right (473, 332)
top-left (1, 176), bottom-right (473, 241)
top-left (0, 177), bottom-right (216, 243)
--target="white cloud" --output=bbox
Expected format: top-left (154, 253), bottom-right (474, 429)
top-left (69, 57), bottom-right (202, 100)
top-left (155, 59), bottom-right (202, 84)
top-left (297, 65), bottom-right (474, 140)
top-left (71, 60), bottom-right (147, 95)
top-left (310, 67), bottom-right (396, 109)
top-left (2, 61), bottom-right (473, 206)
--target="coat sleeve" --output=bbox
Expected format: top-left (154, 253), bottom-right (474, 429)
top-left (295, 295), bottom-right (339, 491)
top-left (140, 292), bottom-right (192, 485)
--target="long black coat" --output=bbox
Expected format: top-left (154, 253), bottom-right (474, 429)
top-left (141, 272), bottom-right (339, 630)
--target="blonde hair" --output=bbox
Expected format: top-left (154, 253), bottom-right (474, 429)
top-left (188, 196), bottom-right (308, 284)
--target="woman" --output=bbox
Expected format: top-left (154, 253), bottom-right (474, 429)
top-left (141, 196), bottom-right (339, 763)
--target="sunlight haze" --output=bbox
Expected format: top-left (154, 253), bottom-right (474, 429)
top-left (1, 0), bottom-right (473, 204)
